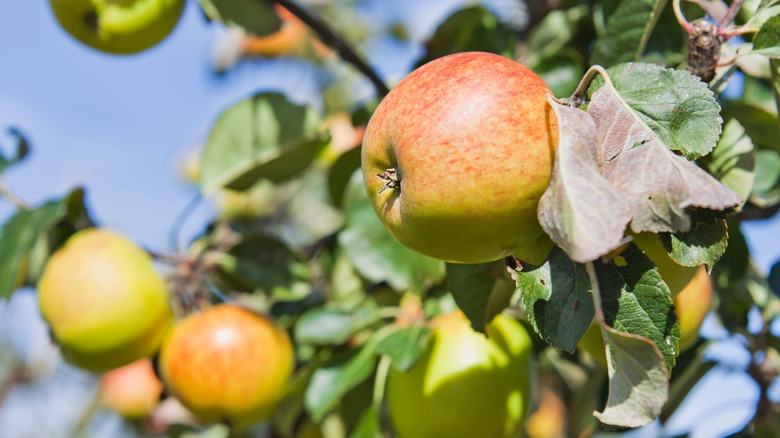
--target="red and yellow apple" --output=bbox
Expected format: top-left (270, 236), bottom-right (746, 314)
top-left (38, 229), bottom-right (173, 372)
top-left (100, 358), bottom-right (164, 418)
top-left (385, 311), bottom-right (535, 438)
top-left (159, 304), bottom-right (294, 431)
top-left (49, 0), bottom-right (185, 54)
top-left (361, 51), bottom-right (558, 264)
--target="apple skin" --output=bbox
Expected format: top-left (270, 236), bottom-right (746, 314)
top-left (362, 51), bottom-right (558, 264)
top-left (38, 229), bottom-right (173, 373)
top-left (674, 266), bottom-right (712, 352)
top-left (49, 0), bottom-right (185, 55)
top-left (633, 233), bottom-right (698, 296)
top-left (159, 304), bottom-right (295, 431)
top-left (100, 358), bottom-right (164, 418)
top-left (385, 311), bottom-right (534, 438)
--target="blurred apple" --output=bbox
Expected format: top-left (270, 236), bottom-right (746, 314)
top-left (159, 304), bottom-right (295, 431)
top-left (100, 358), bottom-right (163, 418)
top-left (674, 266), bottom-right (712, 351)
top-left (362, 51), bottom-right (558, 264)
top-left (38, 229), bottom-right (173, 372)
top-left (525, 373), bottom-right (567, 438)
top-left (49, 0), bottom-right (185, 54)
top-left (385, 311), bottom-right (534, 438)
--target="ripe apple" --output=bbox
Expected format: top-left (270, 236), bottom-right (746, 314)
top-left (159, 304), bottom-right (295, 431)
top-left (38, 229), bottom-right (173, 372)
top-left (385, 311), bottom-right (534, 438)
top-left (240, 6), bottom-right (309, 58)
top-left (361, 51), bottom-right (558, 264)
top-left (100, 358), bottom-right (164, 418)
top-left (674, 266), bottom-right (712, 352)
top-left (632, 233), bottom-right (699, 296)
top-left (49, 0), bottom-right (185, 55)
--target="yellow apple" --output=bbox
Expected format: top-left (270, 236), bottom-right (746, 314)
top-left (159, 304), bottom-right (295, 431)
top-left (38, 229), bottom-right (173, 372)
top-left (632, 232), bottom-right (699, 296)
top-left (385, 311), bottom-right (535, 438)
top-left (362, 51), bottom-right (558, 264)
top-left (49, 0), bottom-right (185, 55)
top-left (674, 266), bottom-right (712, 352)
top-left (100, 358), bottom-right (164, 418)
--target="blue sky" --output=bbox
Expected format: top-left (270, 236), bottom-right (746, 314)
top-left (0, 1), bottom-right (778, 437)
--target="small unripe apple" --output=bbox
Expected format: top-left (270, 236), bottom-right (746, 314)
top-left (159, 304), bottom-right (295, 431)
top-left (674, 266), bottom-right (712, 352)
top-left (100, 358), bottom-right (163, 418)
top-left (362, 51), bottom-right (558, 264)
top-left (385, 311), bottom-right (534, 438)
top-left (38, 229), bottom-right (173, 372)
top-left (49, 0), bottom-right (185, 54)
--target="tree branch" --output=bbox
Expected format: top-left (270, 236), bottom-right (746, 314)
top-left (270, 0), bottom-right (390, 97)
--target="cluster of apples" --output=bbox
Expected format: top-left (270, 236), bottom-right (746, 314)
top-left (37, 229), bottom-right (294, 429)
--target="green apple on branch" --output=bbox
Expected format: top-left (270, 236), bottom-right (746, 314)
top-left (49, 0), bottom-right (185, 54)
top-left (362, 51), bottom-right (558, 265)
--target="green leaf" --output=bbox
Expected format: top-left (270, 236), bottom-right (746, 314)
top-left (590, 0), bottom-right (668, 67)
top-left (753, 15), bottom-right (780, 58)
top-left (295, 307), bottom-right (381, 345)
top-left (751, 149), bottom-right (780, 207)
top-left (0, 194), bottom-right (75, 299)
top-left (338, 171), bottom-right (445, 292)
top-left (0, 128), bottom-right (30, 175)
top-left (516, 248), bottom-right (595, 354)
top-left (532, 53), bottom-right (584, 97)
top-left (200, 92), bottom-right (325, 194)
top-left (348, 404), bottom-right (382, 438)
top-left (661, 209), bottom-right (729, 267)
top-left (596, 63), bottom-right (723, 159)
top-left (374, 324), bottom-right (430, 372)
top-left (702, 119), bottom-right (756, 205)
top-left (720, 101), bottom-right (780, 153)
top-left (525, 6), bottom-right (590, 66)
top-left (304, 341), bottom-right (378, 422)
top-left (746, 0), bottom-right (780, 31)
top-left (328, 145), bottom-right (362, 207)
top-left (445, 261), bottom-right (515, 334)
top-left (198, 0), bottom-right (282, 36)
top-left (593, 325), bottom-right (669, 428)
top-left (538, 100), bottom-right (631, 263)
top-left (599, 244), bottom-right (680, 370)
top-left (588, 67), bottom-right (740, 233)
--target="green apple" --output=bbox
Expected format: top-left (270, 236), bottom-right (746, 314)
top-left (159, 304), bottom-right (295, 431)
top-left (385, 311), bottom-right (535, 438)
top-left (49, 0), bottom-right (185, 54)
top-left (100, 358), bottom-right (164, 418)
top-left (362, 51), bottom-right (558, 264)
top-left (38, 229), bottom-right (173, 372)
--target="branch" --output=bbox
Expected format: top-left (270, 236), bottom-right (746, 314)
top-left (270, 0), bottom-right (390, 97)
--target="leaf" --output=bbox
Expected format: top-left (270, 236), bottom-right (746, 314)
top-left (445, 261), bottom-right (515, 334)
top-left (374, 324), bottom-right (431, 372)
top-left (590, 0), bottom-right (668, 67)
top-left (198, 0), bottom-right (282, 36)
top-left (746, 0), bottom-right (780, 31)
top-left (661, 209), bottom-right (729, 267)
top-left (752, 15), bottom-right (780, 58)
top-left (587, 72), bottom-right (741, 233)
top-left (750, 149), bottom-right (780, 207)
top-left (0, 128), bottom-right (30, 175)
top-left (516, 248), bottom-right (595, 354)
top-left (304, 340), bottom-right (378, 422)
top-left (348, 404), bottom-right (382, 438)
top-left (537, 100), bottom-right (631, 263)
top-left (338, 171), bottom-right (445, 292)
top-left (598, 244), bottom-right (680, 370)
top-left (720, 101), bottom-right (780, 153)
top-left (200, 92), bottom-right (325, 194)
top-left (0, 193), bottom-right (75, 299)
top-left (593, 325), bottom-right (669, 428)
top-left (295, 307), bottom-right (381, 345)
top-left (214, 233), bottom-right (303, 294)
top-left (526, 6), bottom-right (590, 66)
top-left (595, 63), bottom-right (722, 159)
top-left (328, 145), bottom-right (362, 207)
top-left (701, 119), bottom-right (756, 206)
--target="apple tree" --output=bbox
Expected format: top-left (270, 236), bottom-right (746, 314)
top-left (1, 0), bottom-right (780, 437)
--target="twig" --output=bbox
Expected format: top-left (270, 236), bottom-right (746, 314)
top-left (0, 180), bottom-right (30, 210)
top-left (270, 0), bottom-right (390, 97)
top-left (585, 262), bottom-right (606, 325)
top-left (168, 193), bottom-right (203, 256)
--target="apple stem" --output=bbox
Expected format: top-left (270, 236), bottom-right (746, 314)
top-left (567, 65), bottom-right (611, 108)
top-left (585, 261), bottom-right (606, 326)
top-left (270, 0), bottom-right (390, 97)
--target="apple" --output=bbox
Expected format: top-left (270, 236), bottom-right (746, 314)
top-left (38, 229), bottom-right (173, 372)
top-left (49, 0), bottom-right (185, 55)
top-left (361, 51), bottom-right (558, 264)
top-left (240, 6), bottom-right (309, 58)
top-left (632, 233), bottom-right (699, 296)
top-left (674, 266), bottom-right (712, 352)
top-left (159, 304), bottom-right (295, 431)
top-left (385, 311), bottom-right (534, 438)
top-left (100, 358), bottom-right (164, 418)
